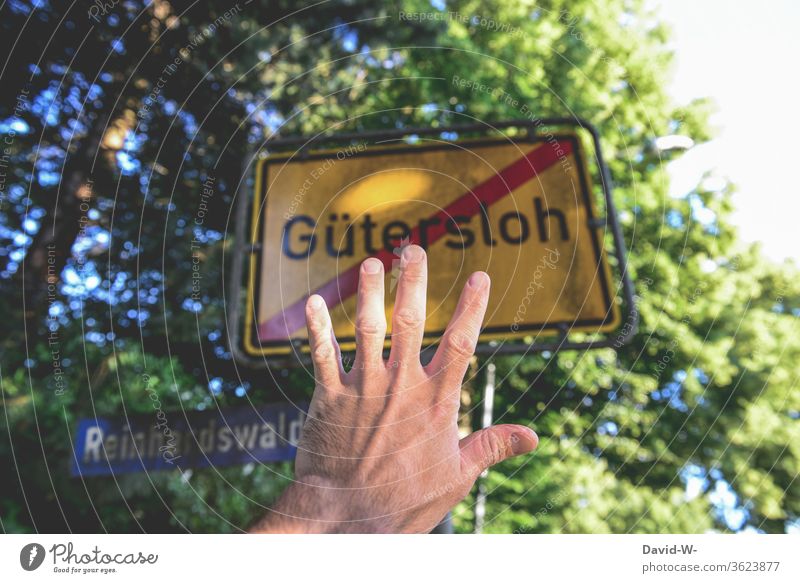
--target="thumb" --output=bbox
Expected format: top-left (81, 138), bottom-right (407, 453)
top-left (459, 424), bottom-right (538, 480)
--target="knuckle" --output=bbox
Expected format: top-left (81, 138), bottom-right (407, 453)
top-left (360, 278), bottom-right (383, 295)
top-left (355, 317), bottom-right (385, 337)
top-left (313, 341), bottom-right (334, 361)
top-left (394, 307), bottom-right (424, 328)
top-left (464, 290), bottom-right (487, 312)
top-left (444, 330), bottom-right (476, 358)
top-left (307, 315), bottom-right (328, 335)
top-left (399, 267), bottom-right (426, 284)
top-left (478, 430), bottom-right (508, 468)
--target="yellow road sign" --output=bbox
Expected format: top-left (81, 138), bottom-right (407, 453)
top-left (243, 135), bottom-right (620, 356)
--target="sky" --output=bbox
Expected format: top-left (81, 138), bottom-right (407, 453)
top-left (654, 0), bottom-right (800, 262)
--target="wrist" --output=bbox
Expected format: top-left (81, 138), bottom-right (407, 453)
top-left (250, 478), bottom-right (393, 534)
top-left (250, 482), bottom-right (336, 533)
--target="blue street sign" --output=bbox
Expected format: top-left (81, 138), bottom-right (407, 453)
top-left (72, 402), bottom-right (307, 477)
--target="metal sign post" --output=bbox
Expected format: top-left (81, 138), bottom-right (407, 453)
top-left (473, 362), bottom-right (496, 533)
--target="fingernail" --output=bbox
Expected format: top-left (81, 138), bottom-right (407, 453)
top-left (468, 271), bottom-right (489, 289)
top-left (510, 429), bottom-right (538, 455)
top-left (308, 295), bottom-right (324, 310)
top-left (363, 258), bottom-right (382, 274)
top-left (402, 244), bottom-right (424, 264)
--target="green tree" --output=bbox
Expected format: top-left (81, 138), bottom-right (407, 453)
top-left (1, 0), bottom-right (797, 533)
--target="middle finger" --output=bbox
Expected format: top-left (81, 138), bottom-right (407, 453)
top-left (388, 244), bottom-right (427, 368)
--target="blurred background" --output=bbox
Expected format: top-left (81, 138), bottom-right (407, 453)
top-left (0, 0), bottom-right (798, 533)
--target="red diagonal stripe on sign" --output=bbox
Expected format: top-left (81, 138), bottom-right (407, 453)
top-left (258, 140), bottom-right (573, 341)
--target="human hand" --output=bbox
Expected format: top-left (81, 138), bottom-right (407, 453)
top-left (250, 245), bottom-right (538, 533)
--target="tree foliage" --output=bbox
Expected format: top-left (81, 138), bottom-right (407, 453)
top-left (1, 0), bottom-right (797, 533)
